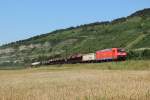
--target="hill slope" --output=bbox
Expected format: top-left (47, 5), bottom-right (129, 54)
top-left (0, 8), bottom-right (150, 66)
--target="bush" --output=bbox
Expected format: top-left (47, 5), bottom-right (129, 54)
top-left (127, 49), bottom-right (150, 60)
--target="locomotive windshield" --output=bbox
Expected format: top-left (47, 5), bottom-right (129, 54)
top-left (118, 48), bottom-right (125, 52)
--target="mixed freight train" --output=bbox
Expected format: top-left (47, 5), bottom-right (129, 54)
top-left (31, 48), bottom-right (127, 66)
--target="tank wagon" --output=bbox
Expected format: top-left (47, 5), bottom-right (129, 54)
top-left (31, 48), bottom-right (127, 66)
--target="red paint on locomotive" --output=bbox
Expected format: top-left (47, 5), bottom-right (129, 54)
top-left (96, 48), bottom-right (127, 61)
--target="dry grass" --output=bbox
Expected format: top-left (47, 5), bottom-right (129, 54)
top-left (0, 66), bottom-right (150, 100)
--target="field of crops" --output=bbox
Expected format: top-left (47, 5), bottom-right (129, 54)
top-left (0, 60), bottom-right (150, 100)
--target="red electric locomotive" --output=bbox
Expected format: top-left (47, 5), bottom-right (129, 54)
top-left (96, 48), bottom-right (127, 61)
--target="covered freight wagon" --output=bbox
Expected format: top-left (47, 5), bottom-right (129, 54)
top-left (67, 54), bottom-right (83, 64)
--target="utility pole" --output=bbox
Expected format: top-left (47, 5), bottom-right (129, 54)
top-left (65, 47), bottom-right (68, 59)
top-left (64, 46), bottom-right (68, 62)
top-left (89, 47), bottom-right (91, 53)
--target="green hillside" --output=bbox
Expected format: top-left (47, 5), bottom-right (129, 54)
top-left (0, 8), bottom-right (150, 66)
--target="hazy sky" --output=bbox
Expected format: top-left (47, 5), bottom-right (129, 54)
top-left (0, 0), bottom-right (150, 45)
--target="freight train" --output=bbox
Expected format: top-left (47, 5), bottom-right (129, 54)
top-left (31, 48), bottom-right (127, 66)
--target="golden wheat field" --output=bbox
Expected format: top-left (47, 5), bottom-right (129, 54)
top-left (0, 62), bottom-right (150, 100)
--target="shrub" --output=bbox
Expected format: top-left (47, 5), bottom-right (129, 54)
top-left (127, 49), bottom-right (150, 60)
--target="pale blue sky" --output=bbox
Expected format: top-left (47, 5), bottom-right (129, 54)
top-left (0, 0), bottom-right (150, 45)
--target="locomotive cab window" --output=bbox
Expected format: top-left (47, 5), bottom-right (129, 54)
top-left (118, 49), bottom-right (125, 52)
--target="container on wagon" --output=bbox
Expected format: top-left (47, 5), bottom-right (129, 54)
top-left (82, 53), bottom-right (96, 61)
